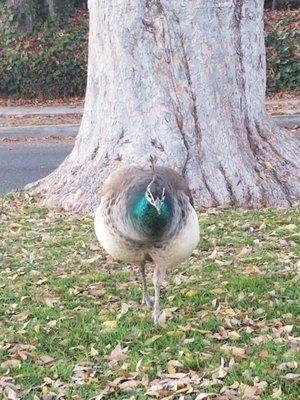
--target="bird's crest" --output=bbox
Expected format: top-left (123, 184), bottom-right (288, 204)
top-left (149, 155), bottom-right (157, 172)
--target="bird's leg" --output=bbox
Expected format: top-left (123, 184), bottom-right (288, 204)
top-left (141, 263), bottom-right (153, 307)
top-left (152, 265), bottom-right (166, 325)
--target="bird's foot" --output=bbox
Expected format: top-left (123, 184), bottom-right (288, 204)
top-left (141, 295), bottom-right (154, 308)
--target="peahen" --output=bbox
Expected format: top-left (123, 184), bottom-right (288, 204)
top-left (94, 161), bottom-right (199, 324)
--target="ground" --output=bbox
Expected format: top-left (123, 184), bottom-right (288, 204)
top-left (0, 195), bottom-right (299, 399)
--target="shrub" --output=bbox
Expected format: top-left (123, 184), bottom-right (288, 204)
top-left (0, 8), bottom-right (298, 100)
top-left (0, 10), bottom-right (88, 99)
top-left (266, 19), bottom-right (300, 92)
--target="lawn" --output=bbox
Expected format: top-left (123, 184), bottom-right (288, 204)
top-left (0, 194), bottom-right (299, 400)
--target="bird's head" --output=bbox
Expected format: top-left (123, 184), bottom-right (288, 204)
top-left (145, 177), bottom-right (166, 215)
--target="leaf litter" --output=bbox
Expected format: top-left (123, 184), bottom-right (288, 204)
top-left (0, 194), bottom-right (299, 399)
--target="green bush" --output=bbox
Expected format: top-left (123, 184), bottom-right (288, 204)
top-left (266, 19), bottom-right (300, 92)
top-left (0, 12), bottom-right (88, 99)
top-left (0, 9), bottom-right (298, 100)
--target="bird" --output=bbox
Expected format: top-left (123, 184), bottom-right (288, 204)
top-left (94, 159), bottom-right (199, 324)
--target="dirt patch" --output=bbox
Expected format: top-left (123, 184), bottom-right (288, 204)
top-left (0, 114), bottom-right (82, 127)
top-left (0, 135), bottom-right (75, 145)
top-left (0, 97), bottom-right (84, 107)
top-left (266, 98), bottom-right (300, 114)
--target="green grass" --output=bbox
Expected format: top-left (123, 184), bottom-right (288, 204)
top-left (0, 194), bottom-right (299, 399)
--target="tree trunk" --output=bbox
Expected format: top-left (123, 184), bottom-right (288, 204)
top-left (271, 0), bottom-right (277, 9)
top-left (44, 0), bottom-right (56, 18)
top-left (27, 0), bottom-right (300, 213)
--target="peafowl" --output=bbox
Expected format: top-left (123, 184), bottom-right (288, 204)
top-left (94, 160), bottom-right (199, 324)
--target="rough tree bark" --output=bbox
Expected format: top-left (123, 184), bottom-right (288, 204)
top-left (44, 0), bottom-right (56, 18)
top-left (27, 0), bottom-right (300, 213)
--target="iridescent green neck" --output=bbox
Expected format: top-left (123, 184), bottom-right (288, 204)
top-left (130, 194), bottom-right (171, 236)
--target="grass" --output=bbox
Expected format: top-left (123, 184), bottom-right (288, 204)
top-left (0, 194), bottom-right (299, 399)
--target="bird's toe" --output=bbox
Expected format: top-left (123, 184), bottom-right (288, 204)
top-left (141, 296), bottom-right (154, 308)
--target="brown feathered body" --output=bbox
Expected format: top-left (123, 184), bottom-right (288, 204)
top-left (94, 165), bottom-right (199, 323)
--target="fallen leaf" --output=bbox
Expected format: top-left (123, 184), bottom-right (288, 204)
top-left (90, 345), bottom-right (99, 357)
top-left (259, 349), bottom-right (269, 359)
top-left (280, 373), bottom-right (300, 381)
top-left (38, 356), bottom-right (55, 365)
top-left (277, 361), bottom-right (297, 371)
top-left (119, 379), bottom-right (140, 391)
top-left (167, 359), bottom-right (185, 374)
top-left (271, 386), bottom-right (282, 398)
top-left (195, 394), bottom-right (217, 400)
top-left (145, 335), bottom-right (162, 345)
top-left (212, 358), bottom-right (227, 379)
top-left (117, 303), bottom-right (130, 319)
top-left (4, 386), bottom-right (20, 400)
top-left (232, 347), bottom-right (246, 359)
top-left (106, 344), bottom-right (127, 366)
top-left (228, 331), bottom-right (241, 341)
top-left (279, 325), bottom-right (293, 334)
top-left (225, 308), bottom-right (236, 317)
top-left (1, 358), bottom-right (21, 369)
top-left (237, 246), bottom-right (252, 257)
top-left (242, 385), bottom-right (258, 398)
top-left (102, 320), bottom-right (117, 330)
top-left (185, 289), bottom-right (197, 297)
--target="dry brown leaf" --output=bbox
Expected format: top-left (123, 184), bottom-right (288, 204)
top-left (1, 358), bottom-right (21, 369)
top-left (271, 386), bottom-right (282, 398)
top-left (102, 320), bottom-right (117, 330)
top-left (146, 373), bottom-right (192, 397)
top-left (258, 349), bottom-right (269, 359)
top-left (167, 359), bottom-right (185, 374)
top-left (195, 393), bottom-right (217, 400)
top-left (279, 325), bottom-right (293, 334)
top-left (90, 345), bottom-right (99, 357)
top-left (117, 303), bottom-right (130, 319)
top-left (242, 385), bottom-right (258, 399)
top-left (106, 344), bottom-right (127, 366)
top-left (280, 373), bottom-right (300, 381)
top-left (232, 347), bottom-right (246, 359)
top-left (212, 358), bottom-right (227, 379)
top-left (237, 246), bottom-right (252, 257)
top-left (38, 355), bottom-right (55, 365)
top-left (228, 330), bottom-right (241, 341)
top-left (4, 386), bottom-right (20, 400)
top-left (277, 361), bottom-right (297, 371)
top-left (119, 379), bottom-right (140, 391)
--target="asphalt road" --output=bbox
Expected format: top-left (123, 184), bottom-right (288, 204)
top-left (0, 113), bottom-right (299, 196)
top-left (0, 142), bottom-right (73, 195)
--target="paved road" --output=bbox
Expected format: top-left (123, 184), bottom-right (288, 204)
top-left (0, 113), bottom-right (299, 196)
top-left (0, 142), bottom-right (73, 195)
top-left (0, 114), bottom-right (299, 140)
top-left (272, 114), bottom-right (300, 128)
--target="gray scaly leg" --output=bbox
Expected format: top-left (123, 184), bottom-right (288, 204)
top-left (141, 263), bottom-right (153, 307)
top-left (152, 265), bottom-right (166, 325)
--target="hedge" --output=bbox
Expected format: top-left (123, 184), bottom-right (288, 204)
top-left (0, 10), bottom-right (298, 99)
